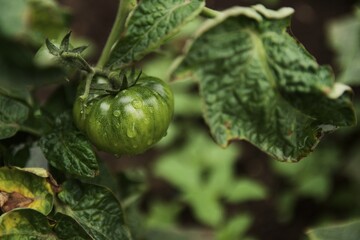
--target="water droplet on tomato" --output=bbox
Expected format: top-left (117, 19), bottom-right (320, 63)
top-left (131, 100), bottom-right (143, 109)
top-left (113, 110), bottom-right (121, 117)
top-left (126, 125), bottom-right (137, 138)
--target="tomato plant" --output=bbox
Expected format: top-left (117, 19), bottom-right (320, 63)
top-left (73, 74), bottom-right (174, 155)
top-left (0, 0), bottom-right (359, 239)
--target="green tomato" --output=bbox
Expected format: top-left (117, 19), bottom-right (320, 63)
top-left (73, 76), bottom-right (174, 155)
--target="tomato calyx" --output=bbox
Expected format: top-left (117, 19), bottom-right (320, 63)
top-left (45, 32), bottom-right (91, 73)
top-left (87, 68), bottom-right (143, 98)
top-left (108, 68), bottom-right (143, 92)
top-left (45, 32), bottom-right (144, 100)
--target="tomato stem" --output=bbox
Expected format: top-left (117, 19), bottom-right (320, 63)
top-left (201, 7), bottom-right (221, 18)
top-left (80, 72), bottom-right (95, 102)
top-left (96, 0), bottom-right (137, 69)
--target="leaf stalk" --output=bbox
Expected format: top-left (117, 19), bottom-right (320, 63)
top-left (96, 0), bottom-right (137, 68)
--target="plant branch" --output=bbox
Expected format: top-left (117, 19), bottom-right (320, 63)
top-left (201, 7), bottom-right (221, 18)
top-left (96, 0), bottom-right (137, 69)
top-left (19, 125), bottom-right (43, 137)
top-left (61, 52), bottom-right (94, 73)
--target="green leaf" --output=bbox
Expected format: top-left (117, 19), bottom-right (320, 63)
top-left (155, 129), bottom-right (239, 226)
top-left (216, 214), bottom-right (253, 240)
top-left (53, 212), bottom-right (92, 239)
top-left (0, 0), bottom-right (69, 102)
top-left (0, 0), bottom-right (27, 38)
top-left (307, 220), bottom-right (360, 240)
top-left (155, 129), bottom-right (238, 192)
top-left (187, 191), bottom-right (224, 226)
top-left (0, 37), bottom-right (65, 103)
top-left (39, 114), bottom-right (98, 178)
top-left (0, 0), bottom-right (69, 45)
top-left (0, 95), bottom-right (29, 140)
top-left (0, 167), bottom-right (54, 215)
top-left (57, 180), bottom-right (132, 240)
top-left (146, 201), bottom-right (182, 229)
top-left (145, 228), bottom-right (214, 240)
top-left (42, 84), bottom-right (77, 118)
top-left (224, 179), bottom-right (267, 203)
top-left (272, 147), bottom-right (339, 200)
top-left (0, 208), bottom-right (56, 239)
top-left (107, 0), bottom-right (205, 68)
top-left (171, 4), bottom-right (356, 162)
top-left (327, 8), bottom-right (360, 85)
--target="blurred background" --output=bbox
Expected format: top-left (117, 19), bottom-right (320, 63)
top-left (1, 0), bottom-right (359, 239)
top-left (56, 0), bottom-right (360, 240)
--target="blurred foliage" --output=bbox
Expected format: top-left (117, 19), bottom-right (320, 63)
top-left (328, 7), bottom-right (360, 85)
top-left (0, 0), bottom-right (69, 103)
top-left (272, 147), bottom-right (340, 221)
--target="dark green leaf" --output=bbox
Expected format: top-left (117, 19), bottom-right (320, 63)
top-left (171, 5), bottom-right (356, 162)
top-left (39, 112), bottom-right (98, 177)
top-left (39, 130), bottom-right (98, 178)
top-left (307, 220), bottom-right (360, 240)
top-left (0, 208), bottom-right (56, 239)
top-left (43, 84), bottom-right (77, 118)
top-left (53, 212), bottom-right (92, 239)
top-left (107, 0), bottom-right (205, 68)
top-left (81, 158), bottom-right (120, 196)
top-left (57, 180), bottom-right (132, 240)
top-left (0, 37), bottom-right (65, 103)
top-left (0, 95), bottom-right (29, 140)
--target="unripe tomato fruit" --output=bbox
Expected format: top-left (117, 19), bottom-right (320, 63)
top-left (73, 76), bottom-right (174, 155)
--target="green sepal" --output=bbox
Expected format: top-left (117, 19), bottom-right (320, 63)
top-left (60, 31), bottom-right (71, 52)
top-left (45, 38), bottom-right (60, 56)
